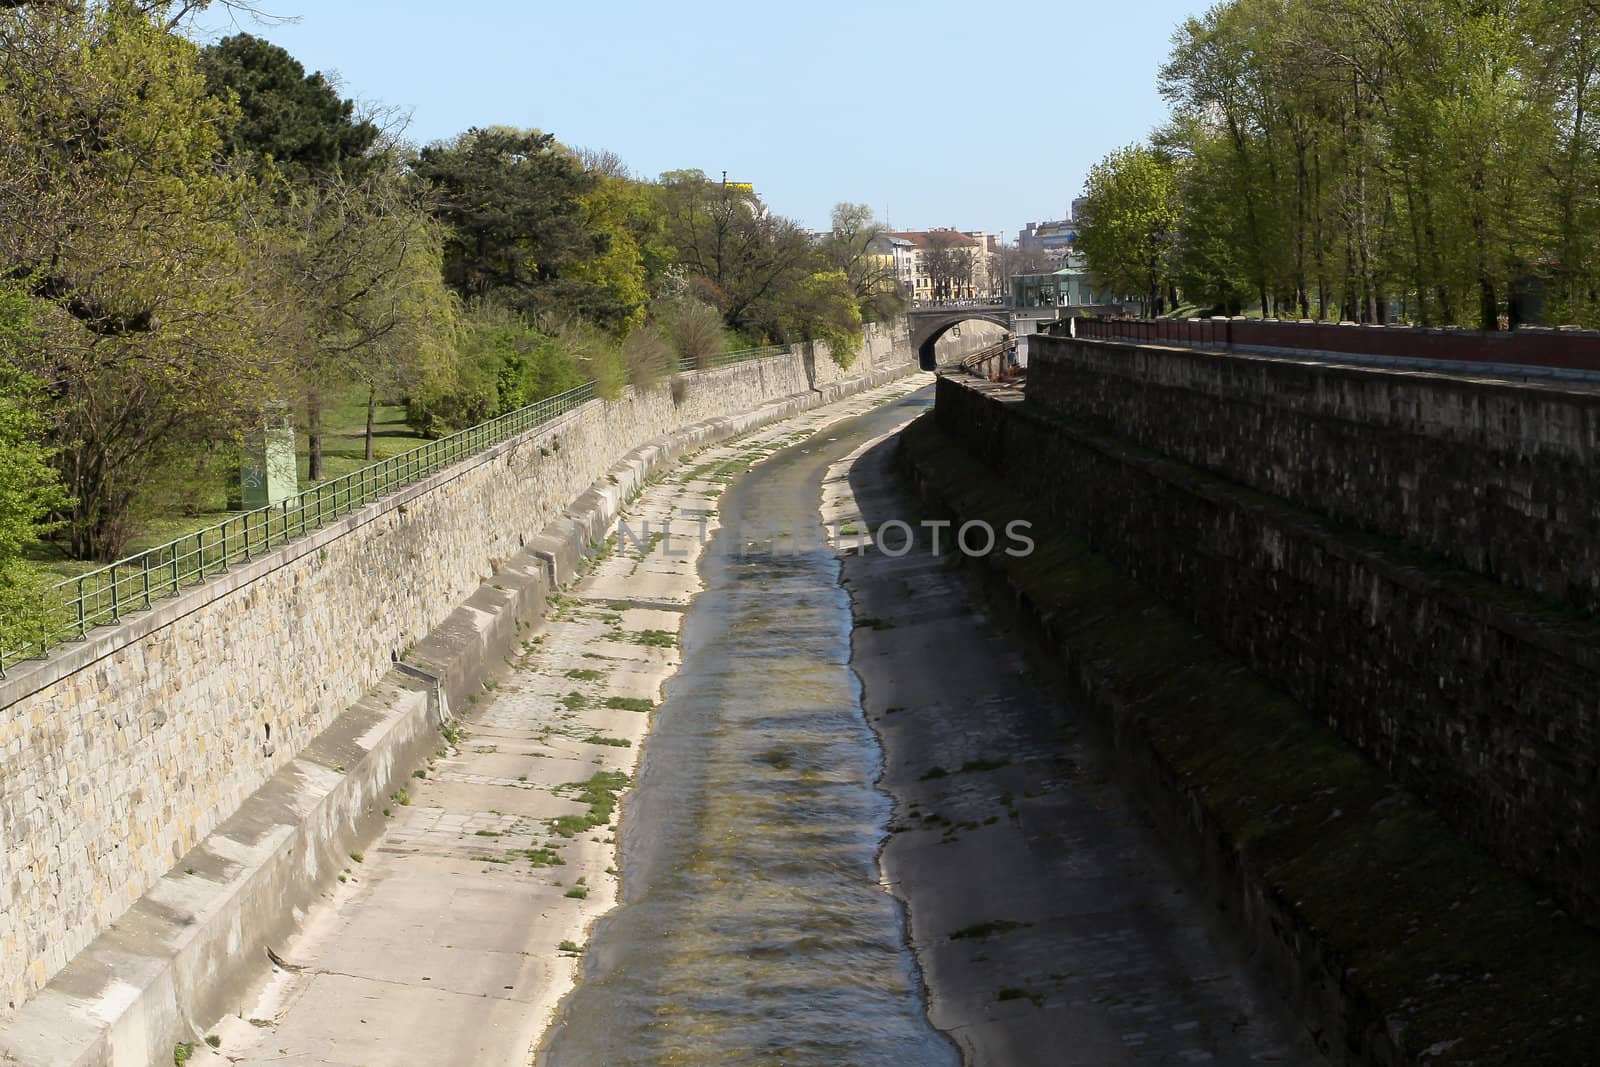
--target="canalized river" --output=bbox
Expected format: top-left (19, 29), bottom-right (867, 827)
top-left (539, 390), bottom-right (954, 1066)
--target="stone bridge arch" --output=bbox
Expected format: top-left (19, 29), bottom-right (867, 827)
top-left (907, 308), bottom-right (1014, 369)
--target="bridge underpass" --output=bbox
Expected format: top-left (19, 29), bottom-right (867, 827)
top-left (906, 304), bottom-right (1014, 369)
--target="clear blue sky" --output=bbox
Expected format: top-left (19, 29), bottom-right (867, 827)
top-left (197, 0), bottom-right (1203, 241)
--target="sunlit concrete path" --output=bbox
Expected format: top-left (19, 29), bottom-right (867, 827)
top-left (195, 376), bottom-right (929, 1067)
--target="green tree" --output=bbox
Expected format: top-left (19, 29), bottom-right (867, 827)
top-left (0, 286), bottom-right (69, 648)
top-left (565, 166), bottom-right (665, 335)
top-left (821, 203), bottom-right (902, 320)
top-left (1148, 0), bottom-right (1579, 328)
top-left (258, 167), bottom-right (455, 474)
top-left (1077, 145), bottom-right (1181, 314)
top-left (405, 304), bottom-right (585, 437)
top-left (1542, 0), bottom-right (1600, 325)
top-left (414, 128), bottom-right (615, 321)
top-left (0, 0), bottom-right (275, 560)
top-left (777, 270), bottom-right (864, 368)
top-left (655, 170), bottom-right (818, 337)
top-left (200, 33), bottom-right (380, 182)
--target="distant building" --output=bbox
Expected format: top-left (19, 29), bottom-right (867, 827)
top-left (1011, 255), bottom-right (1109, 308)
top-left (883, 228), bottom-right (1003, 301)
top-left (1017, 219), bottom-right (1078, 261)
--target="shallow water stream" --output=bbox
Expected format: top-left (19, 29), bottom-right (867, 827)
top-left (539, 392), bottom-right (953, 1066)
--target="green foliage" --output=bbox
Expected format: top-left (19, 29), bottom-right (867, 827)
top-left (260, 166), bottom-right (456, 473)
top-left (406, 304), bottom-right (584, 436)
top-left (549, 770), bottom-right (628, 837)
top-left (1076, 145), bottom-right (1180, 315)
top-left (655, 170), bottom-right (817, 337)
top-left (821, 203), bottom-right (901, 321)
top-left (566, 168), bottom-right (670, 334)
top-left (778, 270), bottom-right (863, 368)
top-left (200, 33), bottom-right (379, 182)
top-left (0, 289), bottom-right (65, 559)
top-left (0, 287), bottom-right (67, 649)
top-left (0, 2), bottom-right (273, 561)
top-left (415, 128), bottom-right (618, 321)
top-left (1146, 0), bottom-right (1600, 326)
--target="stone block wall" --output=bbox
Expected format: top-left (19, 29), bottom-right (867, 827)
top-left (0, 326), bottom-right (913, 1012)
top-left (935, 369), bottom-right (1600, 926)
top-left (1028, 336), bottom-right (1600, 616)
top-left (931, 319), bottom-right (1009, 365)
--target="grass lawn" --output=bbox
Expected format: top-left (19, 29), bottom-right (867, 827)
top-left (34, 390), bottom-right (424, 581)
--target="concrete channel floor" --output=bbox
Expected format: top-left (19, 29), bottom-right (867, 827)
top-left (198, 376), bottom-right (930, 1067)
top-left (823, 416), bottom-right (1332, 1066)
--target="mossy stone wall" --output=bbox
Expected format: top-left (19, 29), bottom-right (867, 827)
top-left (935, 369), bottom-right (1600, 928)
top-left (1028, 335), bottom-right (1600, 616)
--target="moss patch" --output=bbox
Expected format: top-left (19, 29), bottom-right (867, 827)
top-left (549, 770), bottom-right (629, 838)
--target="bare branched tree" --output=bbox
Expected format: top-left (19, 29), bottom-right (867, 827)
top-left (922, 231), bottom-right (977, 301)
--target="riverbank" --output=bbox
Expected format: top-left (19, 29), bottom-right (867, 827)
top-left (888, 409), bottom-right (1600, 1066)
top-left (826, 425), bottom-right (1326, 1066)
top-left (186, 375), bottom-right (930, 1066)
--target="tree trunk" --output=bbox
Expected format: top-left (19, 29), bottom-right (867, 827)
top-left (1420, 184), bottom-right (1454, 323)
top-left (68, 463), bottom-right (133, 563)
top-left (365, 385), bottom-right (377, 462)
top-left (1295, 133), bottom-right (1310, 317)
top-left (1403, 172), bottom-right (1431, 325)
top-left (1314, 146), bottom-right (1328, 320)
top-left (1472, 167), bottom-right (1497, 331)
top-left (307, 392), bottom-right (324, 483)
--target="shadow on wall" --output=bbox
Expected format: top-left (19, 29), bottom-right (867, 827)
top-left (922, 320), bottom-right (1009, 370)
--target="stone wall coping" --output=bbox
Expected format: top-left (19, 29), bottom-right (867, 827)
top-left (1066, 336), bottom-right (1600, 405)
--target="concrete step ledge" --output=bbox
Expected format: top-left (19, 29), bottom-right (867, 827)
top-left (0, 362), bottom-right (918, 1067)
top-left (0, 675), bottom-right (437, 1067)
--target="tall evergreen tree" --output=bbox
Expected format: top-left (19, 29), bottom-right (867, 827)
top-left (200, 33), bottom-right (379, 181)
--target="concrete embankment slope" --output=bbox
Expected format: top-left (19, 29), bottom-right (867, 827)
top-left (902, 370), bottom-right (1600, 1066)
top-left (0, 332), bottom-right (915, 1067)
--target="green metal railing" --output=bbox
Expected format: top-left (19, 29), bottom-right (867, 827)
top-left (676, 344), bottom-right (786, 373)
top-left (0, 343), bottom-right (792, 675)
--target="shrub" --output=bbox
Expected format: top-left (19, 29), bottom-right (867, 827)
top-left (621, 325), bottom-right (671, 391)
top-left (405, 304), bottom-right (584, 436)
top-left (660, 297), bottom-right (725, 370)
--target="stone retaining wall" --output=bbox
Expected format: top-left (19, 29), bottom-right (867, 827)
top-left (936, 368), bottom-right (1600, 927)
top-left (1028, 335), bottom-right (1600, 615)
top-left (898, 411), bottom-right (1600, 1065)
top-left (0, 326), bottom-right (912, 1013)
